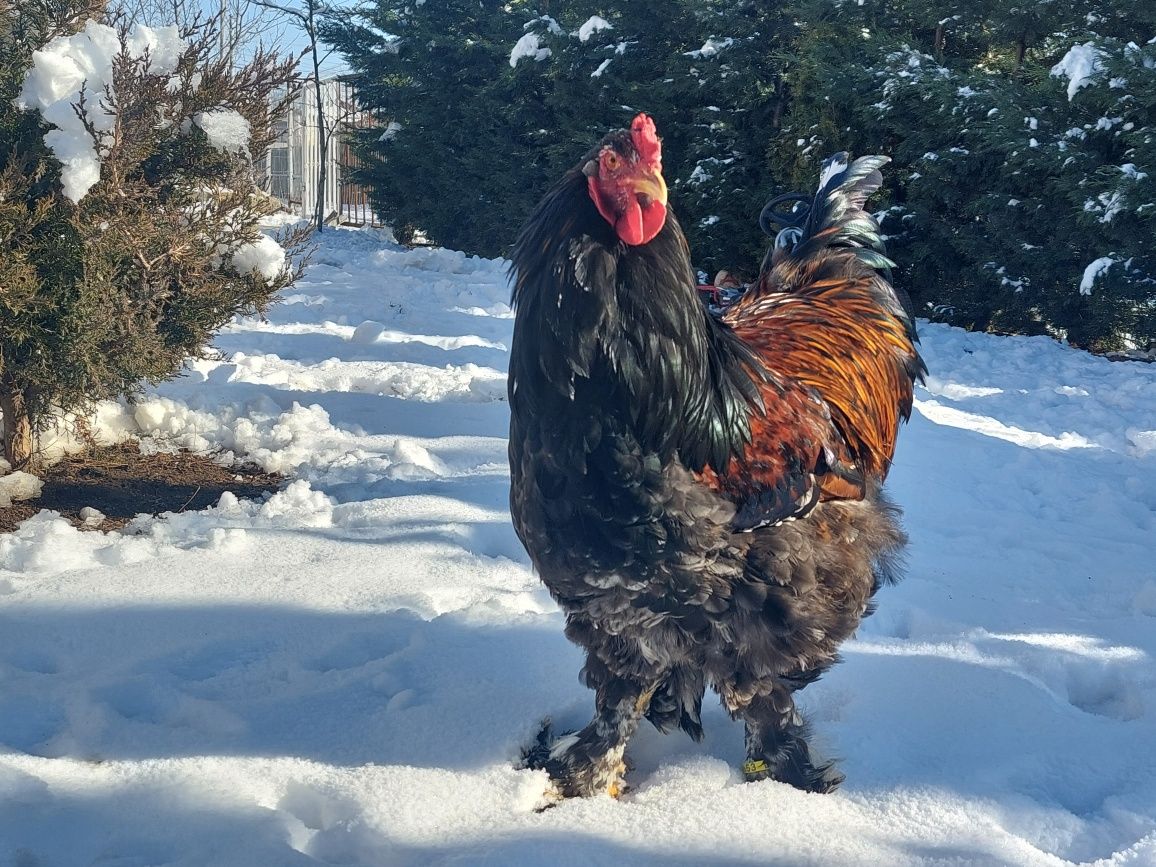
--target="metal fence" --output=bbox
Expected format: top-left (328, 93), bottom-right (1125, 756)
top-left (262, 78), bottom-right (381, 228)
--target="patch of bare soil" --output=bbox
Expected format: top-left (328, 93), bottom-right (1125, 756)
top-left (0, 442), bottom-right (284, 533)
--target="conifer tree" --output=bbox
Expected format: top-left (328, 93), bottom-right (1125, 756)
top-left (323, 0), bottom-right (550, 256)
top-left (330, 0), bottom-right (1152, 347)
top-left (673, 2), bottom-right (796, 277)
top-left (327, 1), bottom-right (744, 259)
top-left (773, 0), bottom-right (1155, 349)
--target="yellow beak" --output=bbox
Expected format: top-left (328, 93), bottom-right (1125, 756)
top-left (631, 171), bottom-right (668, 209)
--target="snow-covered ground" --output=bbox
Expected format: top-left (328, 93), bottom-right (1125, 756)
top-left (2, 227), bottom-right (1155, 866)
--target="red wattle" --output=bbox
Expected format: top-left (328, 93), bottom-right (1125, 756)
top-left (639, 201), bottom-right (666, 244)
top-left (617, 199), bottom-right (645, 246)
top-left (589, 176), bottom-right (666, 246)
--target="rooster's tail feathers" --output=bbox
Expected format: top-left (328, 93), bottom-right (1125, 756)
top-left (798, 152), bottom-right (892, 272)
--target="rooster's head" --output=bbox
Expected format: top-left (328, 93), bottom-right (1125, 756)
top-left (583, 113), bottom-right (668, 246)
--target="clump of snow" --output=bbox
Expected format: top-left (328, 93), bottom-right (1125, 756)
top-left (79, 506), bottom-right (106, 528)
top-left (126, 24), bottom-right (184, 75)
top-left (1051, 42), bottom-right (1105, 100)
top-left (591, 58), bottom-right (612, 78)
top-left (0, 472), bottom-right (43, 507)
top-left (231, 235), bottom-right (287, 281)
top-left (193, 108), bottom-right (251, 154)
top-left (1080, 256), bottom-right (1117, 295)
top-left (577, 16), bottom-right (613, 42)
top-left (16, 21), bottom-right (186, 203)
top-left (509, 33), bottom-right (551, 67)
top-left (685, 37), bottom-right (734, 59)
top-left (378, 121), bottom-right (402, 142)
top-left (527, 15), bottom-right (563, 36)
top-left (1128, 429), bottom-right (1156, 456)
top-left (351, 320), bottom-right (386, 345)
top-left (250, 480), bottom-right (334, 527)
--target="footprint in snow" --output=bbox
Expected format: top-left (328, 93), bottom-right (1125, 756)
top-left (1064, 664), bottom-right (1145, 721)
top-left (276, 780), bottom-right (387, 862)
top-left (278, 780), bottom-right (363, 832)
top-left (974, 632), bottom-right (1148, 722)
top-left (160, 638), bottom-right (277, 683)
top-left (2, 648), bottom-right (60, 675)
top-left (0, 692), bottom-right (66, 755)
top-left (853, 616), bottom-right (1149, 723)
top-left (303, 630), bottom-right (412, 673)
top-left (94, 679), bottom-right (248, 736)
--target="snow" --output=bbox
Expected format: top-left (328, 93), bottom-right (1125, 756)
top-left (3, 226), bottom-right (1156, 864)
top-left (685, 37), bottom-right (734, 59)
top-left (590, 58), bottom-right (612, 78)
top-left (1080, 256), bottom-right (1117, 295)
top-left (15, 20), bottom-right (185, 203)
top-left (193, 108), bottom-right (252, 154)
top-left (509, 33), bottom-right (551, 67)
top-left (0, 472), bottom-right (43, 507)
top-left (1051, 42), bottom-right (1105, 100)
top-left (127, 24), bottom-right (185, 74)
top-left (577, 15), bottom-right (613, 42)
top-left (528, 15), bottom-right (563, 36)
top-left (231, 234), bottom-right (288, 282)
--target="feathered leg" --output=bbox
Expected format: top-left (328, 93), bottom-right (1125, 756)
top-left (721, 675), bottom-right (844, 794)
top-left (523, 673), bottom-right (659, 803)
top-left (645, 665), bottom-right (705, 741)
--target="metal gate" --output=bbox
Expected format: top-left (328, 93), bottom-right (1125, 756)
top-left (263, 77), bottom-right (381, 228)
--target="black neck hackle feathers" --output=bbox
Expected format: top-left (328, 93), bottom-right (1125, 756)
top-left (508, 152), bottom-right (764, 475)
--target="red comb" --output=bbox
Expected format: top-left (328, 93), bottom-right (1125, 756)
top-left (631, 113), bottom-right (661, 167)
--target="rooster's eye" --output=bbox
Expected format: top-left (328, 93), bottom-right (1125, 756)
top-left (603, 151), bottom-right (621, 170)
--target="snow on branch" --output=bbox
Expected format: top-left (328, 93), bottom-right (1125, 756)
top-left (510, 32), bottom-right (551, 67)
top-left (577, 16), bottom-right (613, 43)
top-left (192, 109), bottom-right (252, 154)
top-left (1080, 256), bottom-right (1118, 295)
top-left (1051, 43), bottom-right (1105, 101)
top-left (16, 21), bottom-right (186, 203)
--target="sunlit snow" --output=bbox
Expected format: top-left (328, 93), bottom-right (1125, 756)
top-left (2, 226), bottom-right (1155, 865)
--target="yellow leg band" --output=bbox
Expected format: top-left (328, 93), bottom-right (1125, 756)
top-left (743, 760), bottom-right (769, 777)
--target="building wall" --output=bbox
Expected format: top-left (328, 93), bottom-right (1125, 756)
top-left (263, 78), bottom-right (379, 227)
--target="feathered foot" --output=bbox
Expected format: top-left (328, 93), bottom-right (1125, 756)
top-left (519, 719), bottom-right (629, 809)
top-left (742, 726), bottom-right (845, 794)
top-left (518, 677), bottom-right (658, 807)
top-left (733, 685), bottom-right (845, 794)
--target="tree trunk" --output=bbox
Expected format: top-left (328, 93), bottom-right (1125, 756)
top-left (934, 22), bottom-right (945, 61)
top-left (772, 81), bottom-right (787, 130)
top-left (309, 2), bottom-right (327, 233)
top-left (0, 383), bottom-right (34, 470)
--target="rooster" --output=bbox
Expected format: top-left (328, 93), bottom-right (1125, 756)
top-left (508, 114), bottom-right (924, 802)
